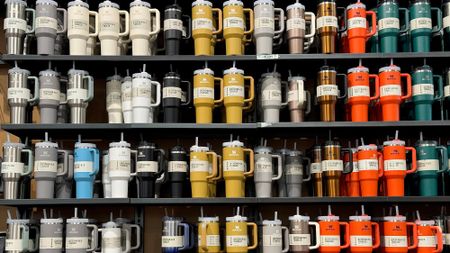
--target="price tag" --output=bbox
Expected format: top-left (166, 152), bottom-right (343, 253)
top-left (310, 162), bottom-right (322, 174)
top-left (317, 85), bottom-right (339, 97)
top-left (8, 87), bottom-right (31, 100)
top-left (418, 236), bottom-right (436, 247)
top-left (4, 18), bottom-right (27, 31)
top-left (383, 236), bottom-right (407, 247)
top-left (321, 235), bottom-right (340, 246)
top-left (348, 17), bottom-right (366, 29)
top-left (444, 16), bottom-right (450, 29)
top-left (164, 19), bottom-right (183, 31)
top-left (194, 87), bottom-right (214, 99)
top-left (378, 17), bottom-right (400, 30)
top-left (348, 86), bottom-right (370, 98)
top-left (190, 160), bottom-right (209, 172)
top-left (262, 89), bottom-right (282, 102)
top-left (226, 236), bottom-right (248, 247)
top-left (224, 17), bottom-right (244, 29)
top-left (289, 234), bottom-right (311, 246)
top-left (257, 54), bottom-right (280, 60)
top-left (255, 17), bottom-right (274, 29)
top-left (67, 88), bottom-right (88, 100)
top-left (108, 148), bottom-right (130, 172)
top-left (413, 84), bottom-right (434, 96)
top-left (6, 239), bottom-right (24, 251)
top-left (321, 160), bottom-right (343, 172)
top-left (410, 17), bottom-right (432, 30)
top-left (286, 165), bottom-right (302, 175)
top-left (380, 85), bottom-right (401, 97)
top-left (36, 17), bottom-right (58, 30)
top-left (224, 86), bottom-right (244, 97)
top-left (358, 159), bottom-right (378, 171)
top-left (40, 88), bottom-right (60, 101)
top-left (256, 160), bottom-right (272, 173)
top-left (351, 236), bottom-right (373, 247)
top-left (445, 85), bottom-right (450, 97)
top-left (287, 18), bottom-right (306, 31)
top-left (417, 159), bottom-right (439, 171)
top-left (1, 162), bottom-right (24, 174)
top-left (198, 235), bottom-right (221, 247)
top-left (384, 159), bottom-right (407, 171)
top-left (223, 160), bottom-right (245, 172)
top-left (163, 87), bottom-right (182, 99)
top-left (74, 161), bottom-right (94, 173)
top-left (136, 161), bottom-right (158, 173)
top-left (263, 234), bottom-right (282, 247)
top-left (40, 237), bottom-right (63, 250)
top-left (66, 237), bottom-right (89, 249)
top-left (35, 160), bottom-right (58, 173)
top-left (317, 16), bottom-right (338, 29)
top-left (192, 18), bottom-right (213, 30)
top-left (102, 237), bottom-right (121, 249)
top-left (161, 236), bottom-right (183, 248)
top-left (168, 161), bottom-right (188, 173)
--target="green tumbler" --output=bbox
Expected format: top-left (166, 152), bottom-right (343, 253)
top-left (412, 65), bottom-right (443, 121)
top-left (416, 140), bottom-right (448, 196)
top-left (409, 0), bottom-right (442, 52)
top-left (377, 0), bottom-right (410, 53)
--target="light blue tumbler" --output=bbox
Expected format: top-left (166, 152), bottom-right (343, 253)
top-left (74, 142), bottom-right (99, 199)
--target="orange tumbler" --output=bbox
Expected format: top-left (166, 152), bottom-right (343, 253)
top-left (378, 65), bottom-right (412, 122)
top-left (318, 214), bottom-right (350, 253)
top-left (346, 2), bottom-right (377, 53)
top-left (357, 144), bottom-right (383, 197)
top-left (381, 216), bottom-right (418, 253)
top-left (416, 220), bottom-right (443, 253)
top-left (349, 215), bottom-right (380, 253)
top-left (347, 65), bottom-right (380, 122)
top-left (382, 139), bottom-right (417, 196)
top-left (345, 148), bottom-right (360, 197)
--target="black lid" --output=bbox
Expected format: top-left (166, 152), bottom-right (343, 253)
top-left (171, 145), bottom-right (186, 153)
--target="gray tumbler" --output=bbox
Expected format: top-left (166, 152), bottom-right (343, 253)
top-left (39, 69), bottom-right (61, 124)
top-left (5, 211), bottom-right (39, 253)
top-left (275, 146), bottom-right (289, 197)
top-left (254, 145), bottom-right (282, 198)
top-left (39, 211), bottom-right (63, 253)
top-left (4, 0), bottom-right (35, 54)
top-left (7, 66), bottom-right (39, 124)
top-left (285, 149), bottom-right (311, 197)
top-left (262, 212), bottom-right (289, 253)
top-left (35, 0), bottom-right (67, 55)
top-left (55, 149), bottom-right (73, 199)
top-left (66, 68), bottom-right (94, 124)
top-left (253, 0), bottom-right (285, 55)
top-left (65, 209), bottom-right (98, 253)
top-left (115, 218), bottom-right (141, 252)
top-left (57, 75), bottom-right (69, 123)
top-left (288, 209), bottom-right (320, 253)
top-left (259, 71), bottom-right (287, 123)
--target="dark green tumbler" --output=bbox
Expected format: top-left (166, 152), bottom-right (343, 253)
top-left (377, 0), bottom-right (410, 53)
top-left (416, 140), bottom-right (448, 196)
top-left (412, 65), bottom-right (443, 120)
top-left (410, 0), bottom-right (442, 52)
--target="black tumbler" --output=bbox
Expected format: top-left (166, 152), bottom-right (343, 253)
top-left (163, 72), bottom-right (192, 123)
top-left (136, 141), bottom-right (165, 198)
top-left (164, 3), bottom-right (191, 55)
top-left (168, 145), bottom-right (188, 198)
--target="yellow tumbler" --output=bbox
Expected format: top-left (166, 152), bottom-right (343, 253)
top-left (190, 145), bottom-right (218, 198)
top-left (225, 214), bottom-right (258, 253)
top-left (222, 140), bottom-right (254, 198)
top-left (192, 0), bottom-right (223, 56)
top-left (194, 67), bottom-right (224, 124)
top-left (223, 66), bottom-right (255, 124)
top-left (223, 0), bottom-right (254, 55)
top-left (198, 216), bottom-right (221, 253)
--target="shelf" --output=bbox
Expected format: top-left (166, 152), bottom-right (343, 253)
top-left (131, 198), bottom-right (258, 206)
top-left (0, 198), bottom-right (129, 207)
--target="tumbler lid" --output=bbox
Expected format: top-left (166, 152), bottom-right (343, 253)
top-left (348, 66), bottom-right (369, 74)
top-left (190, 145), bottom-right (209, 152)
top-left (194, 68), bottom-right (214, 76)
top-left (263, 219), bottom-right (282, 225)
top-left (8, 67), bottom-right (30, 75)
top-left (383, 215), bottom-right (406, 221)
top-left (317, 215), bottom-right (339, 221)
top-left (254, 0), bottom-right (274, 6)
top-left (415, 140), bottom-right (437, 147)
top-left (130, 0), bottom-right (151, 8)
top-left (383, 139), bottom-right (405, 146)
top-left (226, 215), bottom-right (247, 222)
top-left (357, 144), bottom-right (378, 151)
top-left (347, 2), bottom-right (365, 10)
top-left (107, 74), bottom-right (122, 82)
top-left (39, 69), bottom-right (59, 77)
top-left (415, 220), bottom-right (435, 226)
top-left (288, 76), bottom-right (306, 82)
top-left (287, 2), bottom-right (305, 11)
top-left (5, 0), bottom-right (27, 6)
top-left (123, 76), bottom-right (132, 82)
top-left (115, 218), bottom-right (131, 226)
top-left (289, 214), bottom-right (310, 221)
top-left (68, 69), bottom-right (88, 76)
top-left (224, 0), bottom-right (244, 7)
top-left (66, 218), bottom-right (89, 224)
top-left (36, 141), bottom-right (58, 148)
top-left (6, 219), bottom-right (29, 224)
top-left (223, 140), bottom-right (244, 147)
top-left (162, 216), bottom-right (183, 222)
top-left (3, 142), bottom-right (25, 148)
top-left (254, 146), bottom-right (273, 154)
top-left (132, 72), bottom-right (152, 79)
top-left (68, 0), bottom-right (89, 8)
top-left (192, 0), bottom-right (212, 7)
top-left (138, 140), bottom-right (156, 149)
top-left (171, 145), bottom-right (186, 153)
top-left (198, 216), bottom-right (219, 222)
top-left (379, 65), bottom-right (401, 73)
top-left (109, 141), bottom-right (131, 148)
top-left (36, 0), bottom-right (58, 6)
top-left (40, 218), bottom-right (63, 224)
top-left (102, 221), bottom-right (118, 228)
top-left (164, 72), bottom-right (180, 79)
top-left (319, 65), bottom-right (336, 72)
top-left (224, 67), bottom-right (244, 75)
top-left (349, 215), bottom-right (371, 221)
top-left (262, 72), bottom-right (281, 78)
top-left (99, 0), bottom-right (119, 9)
top-left (414, 64), bottom-right (432, 73)
top-left (75, 142), bottom-right (96, 149)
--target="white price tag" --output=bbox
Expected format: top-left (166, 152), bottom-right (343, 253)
top-left (255, 17), bottom-right (274, 29)
top-left (164, 19), bottom-right (183, 31)
top-left (194, 87), bottom-right (214, 99)
top-left (383, 236), bottom-right (407, 247)
top-left (445, 85), bottom-right (450, 97)
top-left (410, 17), bottom-right (432, 30)
top-left (226, 236), bottom-right (248, 247)
top-left (256, 160), bottom-right (272, 173)
top-left (289, 234), bottom-right (311, 246)
top-left (161, 236), bottom-right (183, 248)
top-left (348, 86), bottom-right (370, 98)
top-left (192, 18), bottom-right (213, 30)
top-left (198, 235), bottom-right (221, 247)
top-left (287, 18), bottom-right (306, 31)
top-left (223, 160), bottom-right (245, 172)
top-left (321, 160), bottom-right (343, 172)
top-left (262, 89), bottom-right (282, 102)
top-left (1, 162), bottom-right (24, 174)
top-left (136, 161), bottom-right (158, 173)
top-left (384, 159), bottom-right (407, 171)
top-left (40, 88), bottom-right (61, 101)
top-left (287, 165), bottom-right (302, 175)
top-left (224, 17), bottom-right (244, 29)
top-left (413, 84), bottom-right (434, 96)
top-left (224, 86), bottom-right (244, 97)
top-left (108, 148), bottom-right (130, 172)
top-left (6, 239), bottom-right (24, 251)
top-left (418, 236), bottom-right (436, 247)
top-left (317, 16), bottom-right (338, 29)
top-left (321, 235), bottom-right (341, 246)
top-left (132, 82), bottom-right (151, 99)
top-left (36, 17), bottom-right (58, 30)
top-left (74, 161), bottom-right (94, 173)
top-left (263, 234), bottom-right (282, 247)
top-left (378, 18), bottom-right (400, 30)
top-left (40, 237), bottom-right (63, 250)
top-left (380, 85), bottom-right (402, 97)
top-left (358, 159), bottom-right (379, 171)
top-left (66, 237), bottom-right (89, 249)
top-left (311, 162), bottom-right (322, 174)
top-left (444, 234), bottom-right (450, 245)
top-left (67, 88), bottom-right (88, 100)
top-left (351, 236), bottom-right (373, 247)
top-left (190, 160), bottom-right (209, 172)
top-left (4, 17), bottom-right (27, 31)
top-left (8, 87), bottom-right (31, 100)
top-left (69, 16), bottom-right (89, 31)
top-left (168, 161), bottom-right (188, 173)
top-left (417, 159), bottom-right (439, 171)
top-left (102, 237), bottom-right (121, 248)
top-left (348, 17), bottom-right (366, 29)
top-left (163, 87), bottom-right (183, 99)
top-left (317, 85), bottom-right (339, 97)
top-left (35, 160), bottom-right (58, 173)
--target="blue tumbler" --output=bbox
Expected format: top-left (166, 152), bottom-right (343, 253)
top-left (74, 142), bottom-right (99, 199)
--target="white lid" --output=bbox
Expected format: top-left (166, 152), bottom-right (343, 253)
top-left (102, 221), bottom-right (118, 228)
top-left (383, 139), bottom-right (405, 146)
top-left (41, 218), bottom-right (63, 224)
top-left (318, 215), bottom-right (339, 221)
top-left (99, 0), bottom-right (119, 9)
top-left (122, 76), bottom-right (132, 82)
top-left (68, 0), bottom-right (89, 8)
top-left (8, 67), bottom-right (30, 75)
top-left (107, 74), bottom-right (122, 82)
top-left (287, 2), bottom-right (305, 10)
top-left (66, 218), bottom-right (89, 224)
top-left (415, 220), bottom-right (435, 226)
top-left (75, 142), bottom-right (96, 149)
top-left (379, 65), bottom-right (401, 73)
top-left (68, 69), bottom-right (87, 76)
top-left (347, 2), bottom-right (365, 9)
top-left (223, 140), bottom-right (244, 147)
top-left (357, 144), bottom-right (378, 151)
top-left (194, 68), bottom-right (214, 76)
top-left (130, 0), bottom-right (151, 8)
top-left (289, 215), bottom-right (310, 221)
top-left (348, 66), bottom-right (369, 74)
top-left (349, 215), bottom-right (371, 221)
top-left (254, 146), bottom-right (273, 154)
top-left (263, 219), bottom-right (282, 225)
top-left (3, 142), bottom-right (25, 148)
top-left (192, 0), bottom-right (212, 7)
top-left (198, 216), bottom-right (219, 222)
top-left (39, 69), bottom-right (58, 76)
top-left (36, 0), bottom-right (58, 6)
top-left (223, 0), bottom-right (243, 7)
top-left (36, 141), bottom-right (58, 148)
top-left (5, 0), bottom-right (27, 6)
top-left (224, 67), bottom-right (244, 75)
top-left (288, 76), bottom-right (306, 82)
top-left (383, 216), bottom-right (406, 221)
top-left (132, 72), bottom-right (152, 79)
top-left (254, 0), bottom-right (274, 6)
top-left (226, 215), bottom-right (247, 222)
top-left (6, 219), bottom-right (29, 224)
top-left (109, 141), bottom-right (130, 148)
top-left (190, 145), bottom-right (209, 152)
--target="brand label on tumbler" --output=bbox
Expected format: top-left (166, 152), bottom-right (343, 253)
top-left (320, 235), bottom-right (340, 246)
top-left (417, 159), bottom-right (439, 171)
top-left (256, 160), bottom-right (272, 173)
top-left (317, 16), bottom-right (338, 29)
top-left (287, 164), bottom-right (303, 175)
top-left (6, 239), bottom-right (24, 251)
top-left (289, 234), bottom-right (311, 246)
top-left (226, 235), bottom-right (248, 247)
top-left (198, 235), bottom-right (221, 247)
top-left (40, 88), bottom-right (61, 101)
top-left (410, 18), bottom-right (432, 30)
top-left (348, 86), bottom-right (370, 98)
top-left (74, 161), bottom-right (94, 173)
top-left (223, 160), bottom-right (245, 172)
top-left (190, 160), bottom-right (209, 172)
top-left (192, 18), bottom-right (213, 30)
top-left (224, 17), bottom-right (244, 29)
top-left (4, 17), bottom-right (27, 31)
top-left (133, 81), bottom-right (152, 99)
top-left (163, 87), bottom-right (183, 99)
top-left (164, 19), bottom-right (183, 31)
top-left (444, 234), bottom-right (450, 245)
top-left (36, 17), bottom-right (58, 30)
top-left (100, 14), bottom-right (119, 33)
top-left (378, 18), bottom-right (400, 30)
top-left (288, 86), bottom-right (306, 104)
top-left (413, 83), bottom-right (434, 96)
top-left (136, 161), bottom-right (158, 173)
top-left (194, 87), bottom-right (214, 99)
top-left (8, 87), bottom-right (31, 100)
top-left (311, 162), bottom-right (322, 174)
top-left (255, 17), bottom-right (274, 29)
top-left (321, 160), bottom-right (344, 172)
top-left (35, 160), bottom-right (58, 173)
top-left (1, 162), bottom-right (24, 174)
top-left (317, 85), bottom-right (339, 97)
top-left (109, 148), bottom-right (131, 172)
top-left (69, 10), bottom-right (89, 32)
top-left (351, 235), bottom-right (373, 247)
top-left (445, 85), bottom-right (450, 97)
top-left (444, 16), bottom-right (450, 29)
top-left (418, 236), bottom-right (436, 247)
top-left (287, 18), bottom-right (305, 31)
top-left (67, 88), bottom-right (88, 100)
top-left (66, 237), bottom-right (89, 249)
top-left (225, 86), bottom-right (244, 97)
top-left (380, 85), bottom-right (401, 97)
top-left (161, 236), bottom-right (183, 247)
top-left (358, 159), bottom-right (378, 171)
top-left (103, 237), bottom-right (121, 248)
top-left (348, 17), bottom-right (366, 29)
top-left (384, 159), bottom-right (407, 171)
top-left (262, 89), bottom-right (282, 102)
top-left (40, 237), bottom-right (63, 249)
top-left (382, 236), bottom-right (407, 247)
top-left (168, 161), bottom-right (188, 173)
top-left (263, 234), bottom-right (282, 246)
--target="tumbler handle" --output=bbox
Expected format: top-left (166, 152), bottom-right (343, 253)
top-left (200, 222), bottom-right (208, 252)
top-left (29, 225), bottom-right (40, 252)
top-left (86, 224), bottom-right (98, 252)
top-left (406, 222), bottom-right (418, 250)
top-left (281, 81), bottom-right (289, 107)
top-left (21, 148), bottom-right (33, 176)
top-left (243, 9), bottom-right (254, 35)
top-left (243, 148), bottom-right (255, 177)
top-left (150, 81), bottom-right (162, 107)
top-left (309, 221), bottom-right (321, 250)
top-left (129, 224), bottom-right (141, 250)
top-left (27, 75), bottom-right (40, 104)
top-left (181, 80), bottom-right (192, 106)
top-left (205, 151), bottom-right (218, 180)
top-left (434, 75), bottom-right (444, 101)
top-left (436, 145), bottom-right (448, 173)
top-left (337, 7), bottom-right (347, 33)
top-left (341, 148), bottom-right (353, 174)
top-left (243, 76), bottom-right (255, 109)
top-left (369, 74), bottom-right (380, 101)
top-left (25, 8), bottom-right (35, 34)
top-left (211, 155), bottom-right (222, 181)
top-left (431, 226), bottom-right (443, 253)
top-left (303, 157), bottom-right (312, 182)
top-left (182, 15), bottom-right (192, 39)
top-left (339, 222), bottom-right (350, 249)
top-left (88, 11), bottom-right (99, 37)
top-left (305, 12), bottom-right (316, 39)
top-left (212, 8), bottom-right (223, 35)
top-left (56, 149), bottom-right (69, 177)
top-left (118, 10), bottom-right (130, 37)
top-left (305, 90), bottom-right (312, 115)
top-left (399, 8), bottom-right (410, 34)
top-left (130, 150), bottom-right (138, 177)
top-left (400, 73), bottom-right (412, 101)
top-left (247, 222), bottom-right (258, 250)
top-left (281, 226), bottom-right (289, 253)
top-left (431, 8), bottom-right (443, 33)
top-left (57, 8), bottom-right (68, 34)
top-left (371, 222), bottom-right (380, 249)
top-left (337, 73), bottom-right (348, 99)
top-left (405, 147), bottom-right (417, 174)
top-left (121, 228), bottom-right (130, 253)
top-left (274, 8), bottom-right (285, 38)
top-left (271, 154), bottom-right (282, 181)
top-left (148, 9), bottom-right (161, 36)
top-left (214, 77), bottom-right (224, 106)
top-left (366, 11), bottom-right (377, 38)
top-left (377, 151), bottom-right (384, 178)
top-left (178, 223), bottom-right (192, 250)
top-left (83, 75), bottom-right (95, 103)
